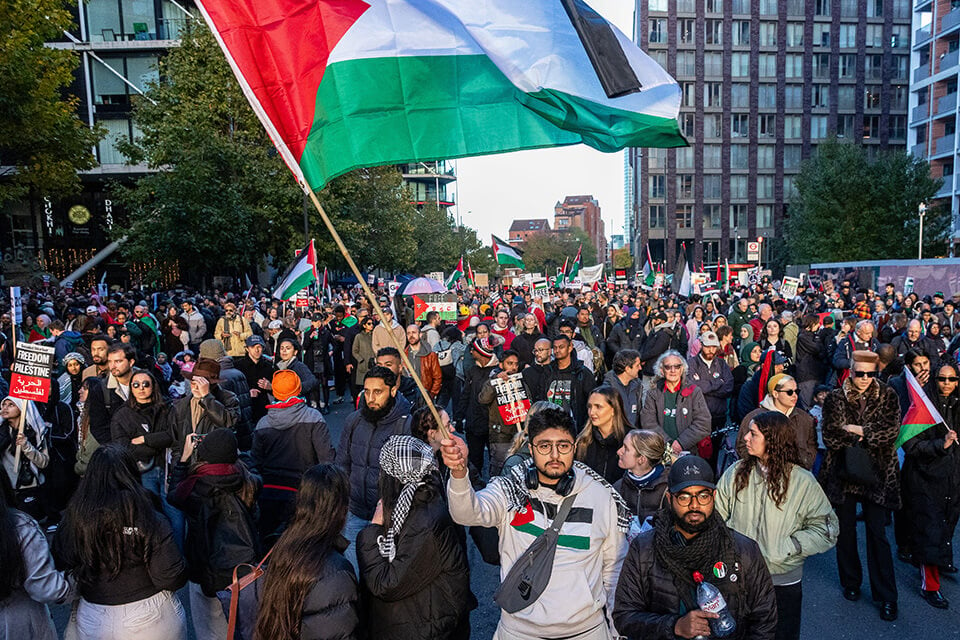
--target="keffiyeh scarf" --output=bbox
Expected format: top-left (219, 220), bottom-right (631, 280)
top-left (377, 435), bottom-right (439, 562)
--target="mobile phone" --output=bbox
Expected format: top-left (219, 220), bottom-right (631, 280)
top-left (190, 434), bottom-right (204, 444)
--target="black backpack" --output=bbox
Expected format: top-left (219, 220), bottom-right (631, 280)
top-left (195, 491), bottom-right (260, 597)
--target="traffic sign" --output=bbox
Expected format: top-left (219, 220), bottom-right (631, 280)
top-left (746, 242), bottom-right (760, 261)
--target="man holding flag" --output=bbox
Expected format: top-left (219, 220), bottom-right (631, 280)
top-left (898, 363), bottom-right (960, 609)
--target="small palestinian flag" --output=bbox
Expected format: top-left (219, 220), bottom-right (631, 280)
top-left (446, 257), bottom-right (465, 289)
top-left (492, 235), bottom-right (524, 269)
top-left (273, 240), bottom-right (318, 300)
top-left (566, 244), bottom-right (582, 280)
top-left (896, 368), bottom-right (949, 449)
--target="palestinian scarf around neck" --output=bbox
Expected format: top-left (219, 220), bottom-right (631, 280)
top-left (377, 435), bottom-right (438, 562)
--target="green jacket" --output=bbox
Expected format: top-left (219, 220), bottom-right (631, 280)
top-left (715, 461), bottom-right (838, 585)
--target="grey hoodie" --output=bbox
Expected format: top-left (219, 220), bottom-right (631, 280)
top-left (603, 370), bottom-right (642, 427)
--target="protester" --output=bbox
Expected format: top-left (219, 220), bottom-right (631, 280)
top-left (170, 358), bottom-right (239, 462)
top-left (478, 349), bottom-right (530, 477)
top-left (603, 349), bottom-right (643, 427)
top-left (736, 373), bottom-right (818, 470)
top-left (0, 396), bottom-right (50, 521)
top-left (234, 335), bottom-right (273, 423)
top-left (638, 350), bottom-right (711, 459)
top-left (543, 333), bottom-right (595, 428)
top-left (575, 386), bottom-right (630, 484)
top-left (613, 429), bottom-right (669, 526)
top-left (109, 370), bottom-right (173, 498)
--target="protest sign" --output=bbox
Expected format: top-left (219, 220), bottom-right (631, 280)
top-left (10, 342), bottom-right (56, 403)
top-left (491, 373), bottom-right (531, 426)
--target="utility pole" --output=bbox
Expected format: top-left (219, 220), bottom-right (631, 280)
top-left (918, 202), bottom-right (927, 260)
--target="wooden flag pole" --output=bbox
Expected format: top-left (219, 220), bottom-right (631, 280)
top-left (11, 402), bottom-right (26, 477)
top-left (302, 185), bottom-right (451, 442)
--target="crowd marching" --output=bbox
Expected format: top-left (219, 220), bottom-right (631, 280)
top-left (0, 275), bottom-right (958, 640)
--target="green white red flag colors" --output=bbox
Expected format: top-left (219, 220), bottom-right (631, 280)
top-left (273, 239), bottom-right (318, 300)
top-left (895, 368), bottom-right (948, 449)
top-left (195, 0), bottom-right (685, 192)
top-left (492, 235), bottom-right (525, 269)
top-left (566, 244), bottom-right (582, 280)
top-left (445, 257), bottom-right (465, 289)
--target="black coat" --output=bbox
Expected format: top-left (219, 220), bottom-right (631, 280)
top-left (901, 389), bottom-right (960, 566)
top-left (577, 427), bottom-right (624, 485)
top-left (613, 527), bottom-right (777, 640)
top-left (300, 545), bottom-right (361, 640)
top-left (234, 354), bottom-right (275, 423)
top-left (110, 402), bottom-right (174, 469)
top-left (357, 479), bottom-right (472, 640)
top-left (794, 329), bottom-right (828, 384)
top-left (543, 358), bottom-right (596, 427)
top-left (510, 330), bottom-right (544, 367)
top-left (613, 467), bottom-right (668, 521)
top-left (459, 363), bottom-right (496, 436)
top-left (170, 386), bottom-right (240, 461)
top-left (639, 324), bottom-right (685, 377)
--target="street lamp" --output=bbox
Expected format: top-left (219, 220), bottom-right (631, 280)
top-left (734, 227), bottom-right (740, 262)
top-left (918, 202), bottom-right (927, 260)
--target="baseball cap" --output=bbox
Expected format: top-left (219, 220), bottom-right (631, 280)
top-left (668, 456), bottom-right (716, 493)
top-left (245, 335), bottom-right (266, 348)
top-left (267, 319), bottom-right (283, 330)
top-left (700, 331), bottom-right (720, 348)
top-left (86, 305), bottom-right (99, 313)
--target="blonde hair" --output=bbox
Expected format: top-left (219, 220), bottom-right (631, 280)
top-left (575, 387), bottom-right (628, 460)
top-left (623, 429), bottom-right (670, 467)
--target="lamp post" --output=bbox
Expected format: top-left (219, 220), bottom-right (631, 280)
top-left (734, 227), bottom-right (740, 262)
top-left (918, 202), bottom-right (927, 260)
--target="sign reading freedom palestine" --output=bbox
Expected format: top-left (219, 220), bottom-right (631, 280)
top-left (10, 342), bottom-right (55, 403)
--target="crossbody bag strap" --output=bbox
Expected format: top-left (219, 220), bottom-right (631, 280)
top-left (545, 494), bottom-right (577, 535)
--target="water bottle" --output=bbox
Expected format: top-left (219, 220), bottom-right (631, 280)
top-left (693, 571), bottom-right (737, 638)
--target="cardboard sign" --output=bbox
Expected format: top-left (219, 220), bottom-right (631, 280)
top-left (904, 276), bottom-right (914, 296)
top-left (780, 276), bottom-right (801, 299)
top-left (10, 342), bottom-right (56, 403)
top-left (295, 289), bottom-right (310, 307)
top-left (615, 269), bottom-right (628, 285)
top-left (9, 287), bottom-right (22, 324)
top-left (474, 273), bottom-right (489, 288)
top-left (492, 373), bottom-right (531, 426)
top-left (532, 279), bottom-right (549, 298)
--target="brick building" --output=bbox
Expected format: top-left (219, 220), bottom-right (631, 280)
top-left (554, 195), bottom-right (608, 263)
top-left (508, 218), bottom-right (551, 245)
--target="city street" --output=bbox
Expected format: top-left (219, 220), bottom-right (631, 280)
top-left (51, 396), bottom-right (958, 640)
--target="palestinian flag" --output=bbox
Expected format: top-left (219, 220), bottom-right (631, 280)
top-left (273, 240), bottom-right (318, 300)
top-left (466, 260), bottom-right (476, 287)
top-left (492, 235), bottom-right (524, 269)
top-left (642, 244), bottom-right (655, 286)
top-left (195, 0), bottom-right (686, 191)
top-left (895, 368), bottom-right (948, 449)
top-left (446, 257), bottom-right (465, 289)
top-left (722, 259), bottom-right (731, 293)
top-left (566, 244), bottom-right (582, 280)
top-left (674, 249), bottom-right (691, 298)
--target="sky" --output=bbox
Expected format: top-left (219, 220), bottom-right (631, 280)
top-left (451, 0), bottom-right (635, 246)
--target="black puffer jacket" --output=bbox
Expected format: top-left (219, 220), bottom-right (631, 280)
top-left (613, 527), bottom-right (777, 640)
top-left (613, 466), bottom-right (668, 520)
top-left (336, 395), bottom-right (412, 520)
top-left (576, 427), bottom-right (624, 484)
top-left (110, 402), bottom-right (174, 470)
top-left (300, 542), bottom-right (361, 640)
top-left (217, 357), bottom-right (254, 450)
top-left (357, 478), bottom-right (472, 640)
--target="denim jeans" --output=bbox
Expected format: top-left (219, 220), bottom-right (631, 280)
top-left (342, 511), bottom-right (371, 575)
top-left (68, 591), bottom-right (186, 640)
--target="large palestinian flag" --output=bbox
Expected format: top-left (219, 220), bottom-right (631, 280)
top-left (895, 368), bottom-right (947, 449)
top-left (196, 0), bottom-right (685, 191)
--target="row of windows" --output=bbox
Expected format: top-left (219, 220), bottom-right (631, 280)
top-left (650, 174), bottom-right (780, 200)
top-left (674, 114), bottom-right (906, 141)
top-left (681, 83), bottom-right (907, 112)
top-left (647, 204), bottom-right (777, 230)
top-left (650, 19), bottom-right (907, 49)
top-left (649, 0), bottom-right (908, 20)
top-left (674, 53), bottom-right (908, 83)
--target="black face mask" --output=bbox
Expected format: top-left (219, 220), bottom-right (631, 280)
top-left (361, 394), bottom-right (396, 423)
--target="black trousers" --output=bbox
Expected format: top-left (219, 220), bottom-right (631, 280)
top-left (835, 496), bottom-right (898, 603)
top-left (774, 582), bottom-right (802, 640)
top-left (466, 430), bottom-right (489, 478)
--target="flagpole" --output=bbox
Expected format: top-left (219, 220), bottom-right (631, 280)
top-left (302, 184), bottom-right (451, 441)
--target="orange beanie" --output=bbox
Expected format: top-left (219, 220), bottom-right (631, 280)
top-left (272, 369), bottom-right (302, 401)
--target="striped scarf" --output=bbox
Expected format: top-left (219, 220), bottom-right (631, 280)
top-left (377, 435), bottom-right (438, 562)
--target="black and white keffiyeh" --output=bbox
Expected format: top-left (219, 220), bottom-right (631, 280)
top-left (490, 459), bottom-right (631, 533)
top-left (377, 435), bottom-right (439, 562)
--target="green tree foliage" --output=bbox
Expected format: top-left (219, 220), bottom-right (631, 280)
top-left (0, 0), bottom-right (101, 205)
top-left (520, 228), bottom-right (597, 275)
top-left (786, 139), bottom-right (947, 263)
top-left (612, 247), bottom-right (632, 269)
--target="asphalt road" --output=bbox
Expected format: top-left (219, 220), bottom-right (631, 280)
top-left (53, 396), bottom-right (960, 639)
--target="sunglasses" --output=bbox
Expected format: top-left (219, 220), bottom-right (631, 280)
top-left (938, 376), bottom-right (960, 382)
top-left (131, 381), bottom-right (152, 389)
top-left (775, 388), bottom-right (798, 396)
top-left (661, 363), bottom-right (683, 371)
top-left (851, 370), bottom-right (878, 378)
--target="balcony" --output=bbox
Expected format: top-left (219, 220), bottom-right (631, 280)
top-left (912, 142), bottom-right (928, 157)
top-left (915, 63), bottom-right (930, 82)
top-left (915, 28), bottom-right (932, 47)
top-left (943, 8), bottom-right (960, 33)
top-left (938, 92), bottom-right (958, 117)
top-left (913, 103), bottom-right (930, 122)
top-left (916, 0), bottom-right (932, 9)
top-left (936, 174), bottom-right (954, 198)
top-left (940, 48), bottom-right (960, 73)
top-left (935, 133), bottom-right (956, 156)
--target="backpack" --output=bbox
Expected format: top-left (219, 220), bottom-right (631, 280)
top-left (196, 491), bottom-right (260, 597)
top-left (434, 339), bottom-right (454, 367)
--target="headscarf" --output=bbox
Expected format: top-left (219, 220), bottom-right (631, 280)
top-left (62, 352), bottom-right (86, 367)
top-left (2, 396), bottom-right (47, 435)
top-left (376, 435), bottom-right (438, 562)
top-left (739, 341), bottom-right (760, 374)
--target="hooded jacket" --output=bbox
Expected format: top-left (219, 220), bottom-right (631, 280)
top-left (686, 354), bottom-right (734, 421)
top-left (251, 399), bottom-right (334, 487)
top-left (638, 322), bottom-right (686, 377)
top-left (603, 370), bottom-right (642, 427)
top-left (447, 467), bottom-right (627, 639)
top-left (336, 395), bottom-right (412, 520)
top-left (613, 466), bottom-right (668, 521)
top-left (736, 397), bottom-right (819, 470)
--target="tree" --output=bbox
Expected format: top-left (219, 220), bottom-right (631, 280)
top-left (0, 0), bottom-right (102, 205)
top-left (612, 247), bottom-right (632, 269)
top-left (786, 139), bottom-right (947, 263)
top-left (520, 228), bottom-right (597, 275)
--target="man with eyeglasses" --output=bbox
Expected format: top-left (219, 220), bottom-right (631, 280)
top-left (820, 350), bottom-right (901, 621)
top-left (441, 407), bottom-right (628, 640)
top-left (522, 337), bottom-right (553, 403)
top-left (614, 455), bottom-right (776, 640)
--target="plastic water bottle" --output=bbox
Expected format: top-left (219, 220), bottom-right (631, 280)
top-left (693, 571), bottom-right (736, 637)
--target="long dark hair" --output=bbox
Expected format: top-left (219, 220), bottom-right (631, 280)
top-left (0, 471), bottom-right (26, 600)
top-left (255, 464), bottom-right (349, 640)
top-left (53, 444), bottom-right (162, 583)
top-left (126, 370), bottom-right (162, 407)
top-left (733, 411), bottom-right (800, 508)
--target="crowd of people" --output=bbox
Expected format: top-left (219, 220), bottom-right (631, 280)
top-left (0, 274), bottom-right (958, 640)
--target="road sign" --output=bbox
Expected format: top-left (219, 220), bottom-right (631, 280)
top-left (746, 242), bottom-right (760, 261)
top-left (10, 342), bottom-right (55, 403)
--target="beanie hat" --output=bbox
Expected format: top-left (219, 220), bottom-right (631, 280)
top-left (199, 339), bottom-right (227, 360)
top-left (472, 338), bottom-right (494, 359)
top-left (272, 369), bottom-right (302, 401)
top-left (196, 428), bottom-right (238, 464)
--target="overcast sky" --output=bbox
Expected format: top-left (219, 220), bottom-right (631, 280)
top-left (452, 0), bottom-right (635, 246)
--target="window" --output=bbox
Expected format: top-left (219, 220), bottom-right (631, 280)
top-left (681, 113), bottom-right (696, 138)
top-left (758, 145), bottom-right (775, 169)
top-left (676, 147), bottom-right (694, 169)
top-left (677, 52), bottom-right (695, 76)
top-left (783, 176), bottom-right (797, 200)
top-left (757, 176), bottom-right (774, 199)
top-left (732, 21), bottom-right (750, 46)
top-left (839, 54), bottom-right (856, 78)
top-left (731, 0), bottom-right (750, 13)
top-left (810, 116), bottom-right (828, 139)
top-left (759, 54), bottom-right (778, 78)
top-left (732, 114), bottom-right (750, 138)
top-left (678, 19), bottom-right (695, 44)
top-left (814, 23), bottom-right (831, 47)
top-left (786, 23), bottom-right (804, 47)
top-left (92, 54), bottom-right (160, 105)
top-left (867, 0), bottom-right (882, 17)
top-left (676, 0), bottom-right (696, 12)
top-left (677, 175), bottom-right (694, 198)
top-left (731, 145), bottom-right (749, 170)
top-left (730, 176), bottom-right (748, 199)
top-left (759, 0), bottom-right (778, 15)
top-left (891, 26), bottom-right (909, 49)
top-left (731, 84), bottom-right (749, 109)
top-left (836, 114), bottom-right (856, 138)
top-left (758, 114), bottom-right (776, 138)
top-left (704, 83), bottom-right (722, 108)
top-left (784, 86), bottom-right (803, 109)
top-left (815, 0), bottom-right (831, 16)
top-left (729, 205), bottom-right (749, 229)
top-left (813, 54), bottom-right (830, 79)
top-left (682, 82), bottom-right (696, 107)
top-left (890, 116), bottom-right (907, 140)
top-left (676, 205), bottom-right (693, 229)
top-left (731, 53), bottom-right (750, 78)
top-left (865, 55), bottom-right (883, 80)
top-left (648, 0), bottom-right (668, 11)
top-left (651, 49), bottom-right (668, 69)
top-left (784, 116), bottom-right (802, 138)
top-left (97, 118), bottom-right (132, 164)
top-left (866, 25), bottom-right (883, 48)
top-left (812, 84), bottom-right (829, 108)
top-left (706, 20), bottom-right (722, 46)
top-left (863, 115), bottom-right (881, 139)
top-left (892, 0), bottom-right (910, 19)
top-left (703, 116), bottom-right (720, 139)
top-left (891, 85), bottom-right (908, 110)
top-left (864, 86), bottom-right (882, 109)
top-left (786, 0), bottom-right (804, 16)
top-left (705, 0), bottom-right (722, 13)
top-left (892, 56), bottom-right (908, 82)
top-left (703, 144), bottom-right (722, 168)
top-left (756, 206), bottom-right (773, 229)
top-left (785, 55), bottom-right (803, 78)
top-left (838, 86), bottom-right (856, 109)
top-left (704, 53), bottom-right (723, 76)
top-left (649, 19), bottom-right (667, 44)
top-left (649, 175), bottom-right (665, 198)
top-left (705, 205), bottom-right (722, 229)
top-left (784, 145), bottom-right (802, 169)
top-left (759, 84), bottom-right (776, 109)
top-left (839, 24), bottom-right (857, 48)
top-left (840, 0), bottom-right (858, 17)
top-left (760, 22), bottom-right (777, 47)
top-left (648, 148), bottom-right (666, 169)
top-left (649, 205), bottom-right (665, 228)
top-left (703, 175), bottom-right (722, 199)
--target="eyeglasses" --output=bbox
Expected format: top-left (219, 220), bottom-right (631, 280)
top-left (131, 381), bottom-right (152, 389)
top-left (673, 491), bottom-right (714, 507)
top-left (938, 376), bottom-right (960, 382)
top-left (531, 440), bottom-right (574, 455)
top-left (775, 388), bottom-right (798, 396)
top-left (661, 363), bottom-right (683, 371)
top-left (851, 370), bottom-right (878, 378)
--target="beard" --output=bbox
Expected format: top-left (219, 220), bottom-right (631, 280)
top-left (360, 394), bottom-right (395, 423)
top-left (676, 509), bottom-right (712, 535)
top-left (537, 460), bottom-right (571, 480)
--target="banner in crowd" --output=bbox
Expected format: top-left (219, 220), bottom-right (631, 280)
top-left (10, 342), bottom-right (56, 403)
top-left (779, 276), bottom-right (801, 299)
top-left (580, 264), bottom-right (604, 284)
top-left (491, 373), bottom-right (531, 426)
